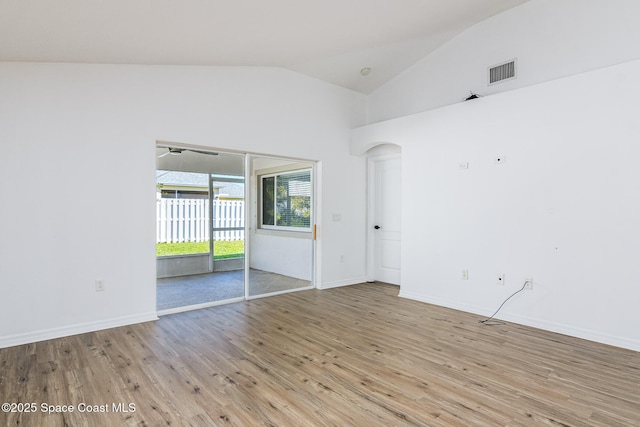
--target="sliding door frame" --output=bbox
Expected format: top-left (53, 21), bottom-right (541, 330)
top-left (245, 153), bottom-right (317, 300)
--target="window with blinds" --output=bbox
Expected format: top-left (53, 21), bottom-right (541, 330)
top-left (260, 169), bottom-right (312, 231)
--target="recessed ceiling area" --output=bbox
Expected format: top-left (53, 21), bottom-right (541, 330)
top-left (0, 0), bottom-right (529, 93)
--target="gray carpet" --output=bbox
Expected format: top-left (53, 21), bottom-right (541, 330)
top-left (156, 269), bottom-right (311, 311)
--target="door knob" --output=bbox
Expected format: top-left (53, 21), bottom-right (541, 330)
top-left (374, 225), bottom-right (381, 230)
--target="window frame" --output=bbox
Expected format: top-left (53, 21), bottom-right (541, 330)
top-left (259, 167), bottom-right (313, 233)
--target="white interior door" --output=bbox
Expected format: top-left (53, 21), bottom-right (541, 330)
top-left (371, 156), bottom-right (401, 285)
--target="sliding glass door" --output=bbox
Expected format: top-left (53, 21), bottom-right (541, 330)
top-left (155, 145), bottom-right (315, 314)
top-left (156, 145), bottom-right (245, 314)
top-left (246, 155), bottom-right (314, 298)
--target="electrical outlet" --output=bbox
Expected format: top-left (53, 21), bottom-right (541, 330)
top-left (524, 278), bottom-right (533, 290)
top-left (496, 274), bottom-right (505, 286)
top-left (95, 279), bottom-right (105, 292)
top-left (461, 269), bottom-right (469, 280)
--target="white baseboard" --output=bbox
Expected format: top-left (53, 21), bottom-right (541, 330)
top-left (398, 290), bottom-right (640, 352)
top-left (0, 312), bottom-right (159, 349)
top-left (398, 290), bottom-right (487, 317)
top-left (498, 312), bottom-right (640, 353)
top-left (318, 276), bottom-right (367, 290)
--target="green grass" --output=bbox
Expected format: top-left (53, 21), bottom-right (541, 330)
top-left (156, 240), bottom-right (244, 259)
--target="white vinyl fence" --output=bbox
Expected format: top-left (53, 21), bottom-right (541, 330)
top-left (157, 199), bottom-right (245, 243)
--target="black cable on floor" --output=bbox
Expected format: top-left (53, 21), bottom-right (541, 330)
top-left (479, 280), bottom-right (530, 325)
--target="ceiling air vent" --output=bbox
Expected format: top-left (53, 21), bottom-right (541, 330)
top-left (488, 59), bottom-right (517, 85)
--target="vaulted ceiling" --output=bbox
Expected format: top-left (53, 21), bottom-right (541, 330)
top-left (0, 0), bottom-right (528, 93)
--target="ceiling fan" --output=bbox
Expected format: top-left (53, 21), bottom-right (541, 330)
top-left (158, 147), bottom-right (219, 158)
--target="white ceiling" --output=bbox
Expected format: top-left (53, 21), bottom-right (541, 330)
top-left (0, 0), bottom-right (528, 93)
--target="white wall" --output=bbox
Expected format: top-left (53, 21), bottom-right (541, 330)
top-left (368, 0), bottom-right (640, 123)
top-left (353, 59), bottom-right (640, 351)
top-left (0, 62), bottom-right (368, 348)
top-left (250, 234), bottom-right (313, 281)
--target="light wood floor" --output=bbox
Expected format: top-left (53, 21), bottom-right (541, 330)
top-left (1, 283), bottom-right (639, 426)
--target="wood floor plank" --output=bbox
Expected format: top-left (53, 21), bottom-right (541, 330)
top-left (1, 282), bottom-right (639, 426)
